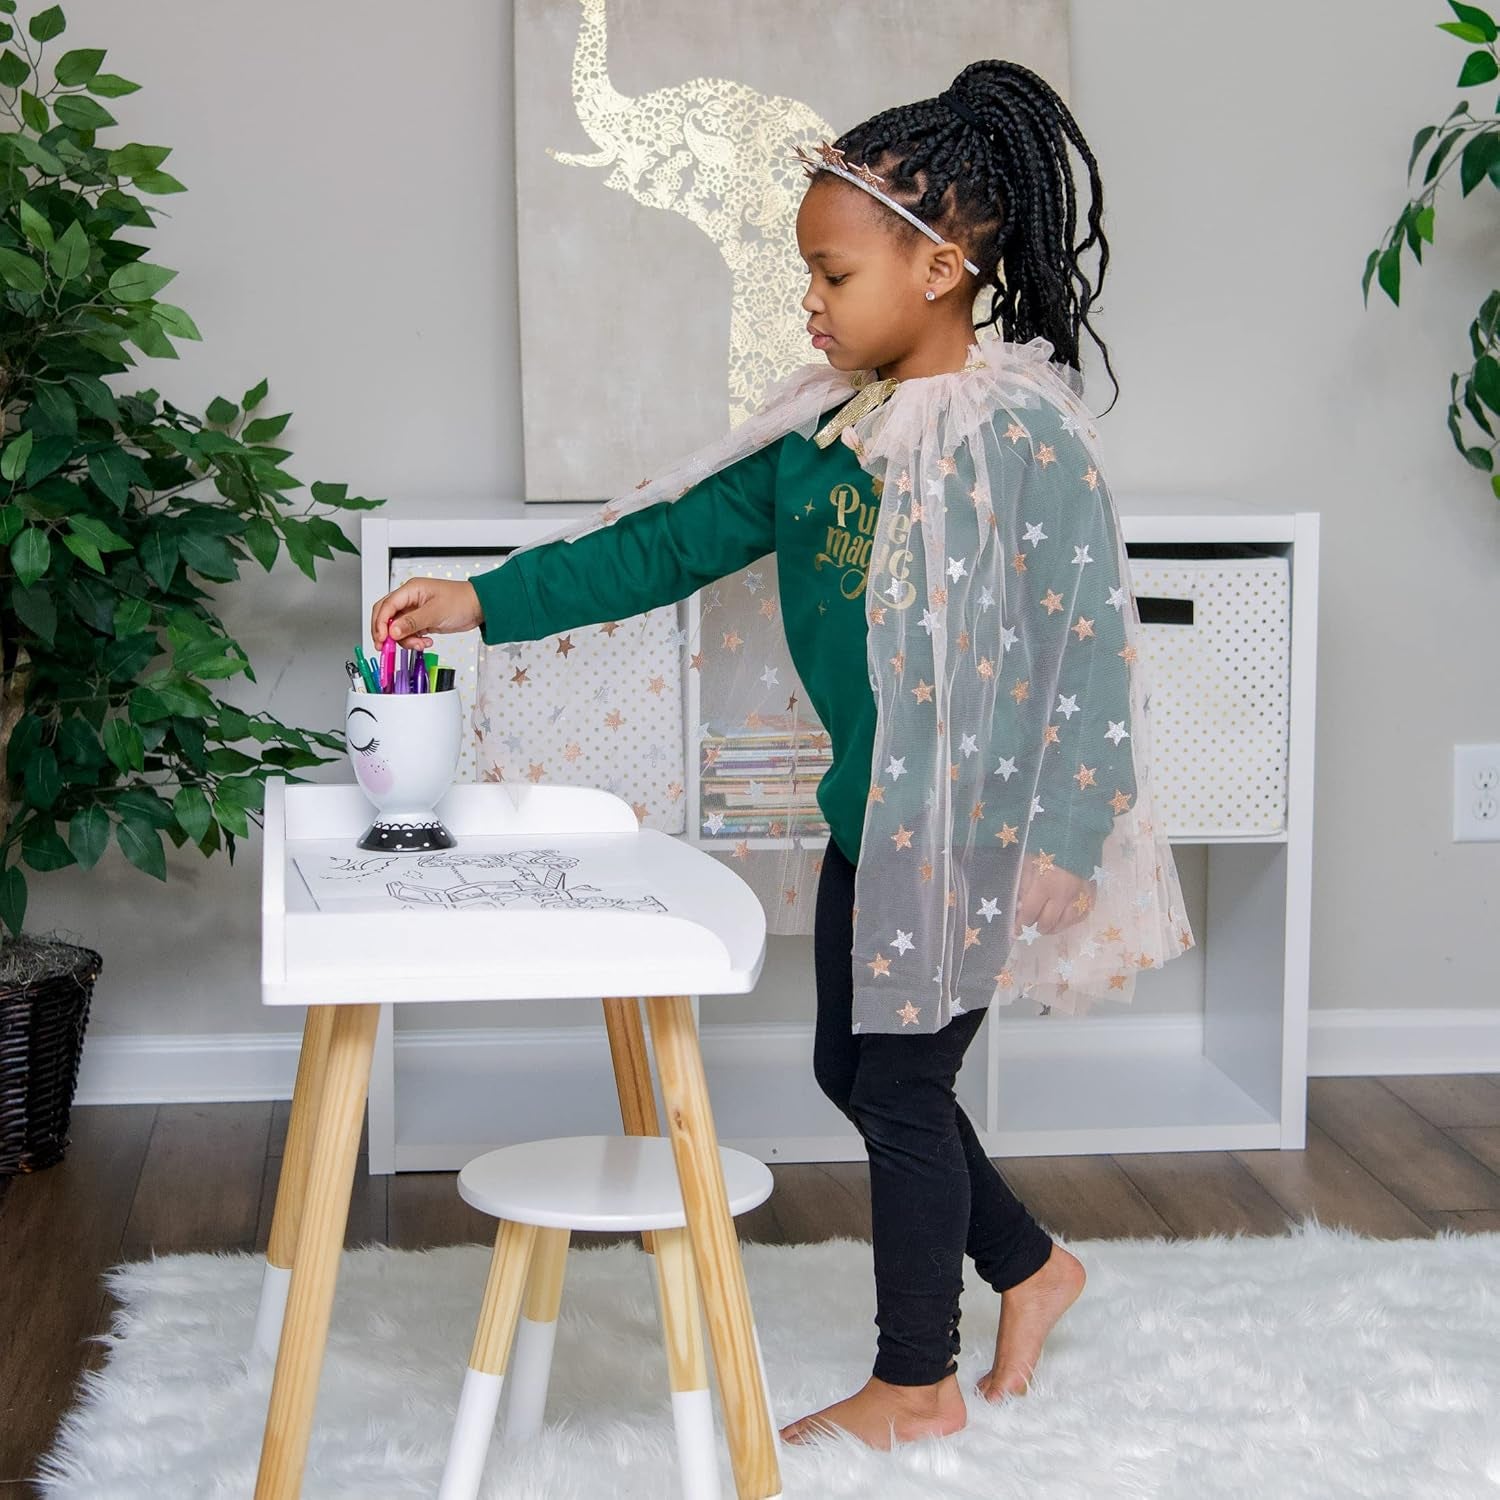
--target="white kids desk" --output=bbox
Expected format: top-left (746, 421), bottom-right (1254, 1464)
top-left (253, 775), bottom-right (782, 1500)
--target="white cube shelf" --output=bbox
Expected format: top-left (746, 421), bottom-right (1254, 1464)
top-left (356, 496), bottom-right (1318, 1171)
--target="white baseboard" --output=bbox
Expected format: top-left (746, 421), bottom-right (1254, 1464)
top-left (72, 1006), bottom-right (1500, 1107)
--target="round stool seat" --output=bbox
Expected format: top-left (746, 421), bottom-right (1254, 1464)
top-left (456, 1134), bottom-right (774, 1232)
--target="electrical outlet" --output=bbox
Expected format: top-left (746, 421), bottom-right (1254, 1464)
top-left (1454, 744), bottom-right (1500, 842)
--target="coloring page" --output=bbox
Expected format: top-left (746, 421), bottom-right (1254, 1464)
top-left (291, 842), bottom-right (669, 915)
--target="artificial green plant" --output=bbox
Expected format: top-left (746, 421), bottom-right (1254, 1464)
top-left (1365, 0), bottom-right (1500, 495)
top-left (0, 3), bottom-right (379, 938)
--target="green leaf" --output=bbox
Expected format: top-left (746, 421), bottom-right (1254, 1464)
top-left (138, 531), bottom-right (179, 590)
top-left (0, 865), bottom-right (27, 937)
top-left (1459, 49), bottom-right (1500, 87)
top-left (113, 595), bottom-right (151, 636)
top-left (69, 514), bottom-right (131, 553)
top-left (9, 133), bottom-right (63, 175)
top-left (115, 816), bottom-right (165, 880)
top-left (54, 46), bottom-right (105, 85)
top-left (150, 680), bottom-right (212, 719)
top-left (53, 92), bottom-right (115, 131)
top-left (242, 516), bottom-right (280, 570)
top-left (108, 260), bottom-right (177, 302)
top-left (243, 412), bottom-right (291, 443)
top-left (133, 168), bottom-right (186, 195)
top-left (87, 447), bottom-right (133, 507)
top-left (68, 805), bottom-right (111, 869)
top-left (178, 530), bottom-right (237, 580)
top-left (10, 582), bottom-right (56, 644)
top-left (87, 72), bottom-right (138, 98)
top-left (1460, 130), bottom-right (1500, 193)
top-left (23, 818), bottom-right (75, 873)
top-left (105, 634), bottom-right (157, 682)
top-left (204, 396), bottom-right (238, 425)
top-left (0, 507), bottom-right (22, 544)
top-left (150, 302), bottom-right (201, 339)
top-left (11, 527), bottom-right (50, 588)
top-left (0, 47), bottom-right (29, 88)
top-left (66, 375), bottom-right (120, 425)
top-left (102, 716), bottom-right (145, 773)
top-left (24, 745), bottom-right (61, 809)
top-left (23, 433), bottom-right (73, 485)
top-left (127, 315), bottom-right (175, 359)
top-left (1415, 204), bottom-right (1436, 243)
top-left (32, 381), bottom-right (77, 439)
top-left (1447, 3), bottom-right (1497, 38)
top-left (48, 217), bottom-right (90, 281)
top-left (18, 86), bottom-right (45, 132)
top-left (242, 377), bottom-right (269, 412)
top-left (0, 246), bottom-right (45, 294)
top-left (173, 785), bottom-right (212, 842)
top-left (28, 5), bottom-right (65, 42)
top-left (213, 793), bottom-right (248, 838)
top-left (1424, 126), bottom-right (1467, 184)
top-left (1439, 20), bottom-right (1492, 41)
top-left (61, 531), bottom-right (102, 572)
top-left (17, 199), bottom-right (54, 252)
top-left (1, 430), bottom-right (34, 481)
top-left (106, 142), bottom-right (170, 176)
top-left (1474, 353), bottom-right (1500, 414)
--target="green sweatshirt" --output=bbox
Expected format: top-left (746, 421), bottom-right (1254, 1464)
top-left (469, 397), bottom-right (1134, 875)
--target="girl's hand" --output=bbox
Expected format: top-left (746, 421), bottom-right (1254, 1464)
top-left (1013, 859), bottom-right (1093, 938)
top-left (369, 578), bottom-right (484, 652)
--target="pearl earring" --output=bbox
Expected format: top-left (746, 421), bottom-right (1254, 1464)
top-left (924, 290), bottom-right (936, 301)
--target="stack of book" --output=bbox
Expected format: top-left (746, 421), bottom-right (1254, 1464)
top-left (698, 718), bottom-right (832, 839)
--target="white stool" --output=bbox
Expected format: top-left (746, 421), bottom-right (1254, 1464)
top-left (438, 1134), bottom-right (777, 1500)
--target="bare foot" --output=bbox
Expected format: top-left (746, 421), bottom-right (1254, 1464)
top-left (779, 1372), bottom-right (968, 1450)
top-left (975, 1242), bottom-right (1086, 1403)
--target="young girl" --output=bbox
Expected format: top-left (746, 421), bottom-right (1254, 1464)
top-left (371, 59), bottom-right (1191, 1451)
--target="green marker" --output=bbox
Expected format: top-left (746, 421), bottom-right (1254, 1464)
top-left (424, 651), bottom-right (439, 692)
top-left (353, 643), bottom-right (378, 693)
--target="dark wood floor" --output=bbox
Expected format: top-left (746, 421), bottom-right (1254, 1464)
top-left (3, 1074), bottom-right (1500, 1493)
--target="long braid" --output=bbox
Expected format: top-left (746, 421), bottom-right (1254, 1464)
top-left (833, 59), bottom-right (1119, 414)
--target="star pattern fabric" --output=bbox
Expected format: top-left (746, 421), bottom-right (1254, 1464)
top-left (483, 332), bottom-right (1194, 1034)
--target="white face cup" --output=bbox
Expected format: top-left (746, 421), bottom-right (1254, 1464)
top-left (345, 685), bottom-right (463, 851)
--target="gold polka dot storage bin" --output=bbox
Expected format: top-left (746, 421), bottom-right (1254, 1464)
top-left (389, 554), bottom-right (504, 788)
top-left (1127, 555), bottom-right (1290, 837)
top-left (470, 565), bottom-right (687, 833)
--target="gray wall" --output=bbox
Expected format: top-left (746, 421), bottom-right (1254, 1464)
top-left (36, 1), bottom-right (1498, 1062)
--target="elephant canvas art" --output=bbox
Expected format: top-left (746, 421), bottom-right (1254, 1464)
top-left (512, 0), bottom-right (1070, 497)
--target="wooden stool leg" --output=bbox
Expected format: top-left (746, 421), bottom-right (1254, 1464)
top-left (645, 995), bottom-right (781, 1500)
top-left (603, 995), bottom-right (661, 1256)
top-left (253, 1004), bottom-right (336, 1361)
top-left (652, 1225), bottom-right (722, 1500)
top-left (500, 1224), bottom-right (570, 1441)
top-left (254, 1002), bottom-right (380, 1500)
top-left (438, 1218), bottom-right (540, 1500)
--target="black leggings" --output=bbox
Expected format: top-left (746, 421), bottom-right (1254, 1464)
top-left (812, 836), bottom-right (1056, 1386)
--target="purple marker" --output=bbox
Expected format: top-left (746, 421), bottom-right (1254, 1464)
top-left (394, 647), bottom-right (409, 693)
top-left (416, 657), bottom-right (429, 693)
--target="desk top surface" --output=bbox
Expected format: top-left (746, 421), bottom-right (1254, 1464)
top-left (261, 780), bottom-right (768, 1006)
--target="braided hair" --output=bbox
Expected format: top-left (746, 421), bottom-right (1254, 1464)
top-left (832, 59), bottom-right (1118, 415)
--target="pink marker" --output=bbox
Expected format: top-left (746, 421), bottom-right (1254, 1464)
top-left (380, 627), bottom-right (397, 693)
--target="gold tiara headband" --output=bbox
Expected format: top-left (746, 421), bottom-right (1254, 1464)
top-left (792, 139), bottom-right (981, 277)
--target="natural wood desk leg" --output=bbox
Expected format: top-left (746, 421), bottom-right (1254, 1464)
top-left (602, 995), bottom-right (660, 1257)
top-left (254, 1004), bottom-right (336, 1360)
top-left (254, 1002), bottom-right (381, 1500)
top-left (644, 994), bottom-right (781, 1500)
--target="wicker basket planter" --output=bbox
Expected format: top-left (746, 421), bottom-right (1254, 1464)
top-left (0, 935), bottom-right (103, 1175)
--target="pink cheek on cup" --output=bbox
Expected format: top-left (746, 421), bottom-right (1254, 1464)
top-left (358, 755), bottom-right (394, 796)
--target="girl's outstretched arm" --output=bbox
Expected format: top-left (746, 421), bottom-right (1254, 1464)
top-left (469, 438), bottom-right (781, 646)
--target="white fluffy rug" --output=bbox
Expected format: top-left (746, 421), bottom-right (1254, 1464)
top-left (36, 1221), bottom-right (1500, 1499)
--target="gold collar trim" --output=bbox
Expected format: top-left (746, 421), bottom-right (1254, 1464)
top-left (812, 377), bottom-right (899, 449)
